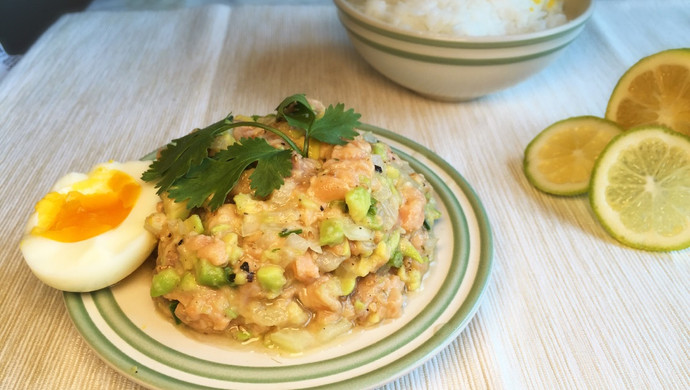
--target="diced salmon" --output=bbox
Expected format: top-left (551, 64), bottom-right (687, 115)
top-left (184, 234), bottom-right (228, 266)
top-left (352, 273), bottom-right (405, 325)
top-left (291, 253), bottom-right (320, 283)
top-left (204, 203), bottom-right (242, 234)
top-left (309, 158), bottom-right (374, 202)
top-left (399, 183), bottom-right (425, 232)
top-left (298, 275), bottom-right (342, 313)
top-left (167, 287), bottom-right (231, 332)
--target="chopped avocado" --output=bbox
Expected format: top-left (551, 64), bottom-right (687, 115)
top-left (162, 193), bottom-right (190, 220)
top-left (299, 196), bottom-right (320, 211)
top-left (183, 214), bottom-right (204, 234)
top-left (398, 267), bottom-right (422, 291)
top-left (371, 142), bottom-right (387, 157)
top-left (388, 250), bottom-right (403, 268)
top-left (221, 232), bottom-right (243, 265)
top-left (210, 131), bottom-right (236, 152)
top-left (195, 258), bottom-right (230, 288)
top-left (385, 166), bottom-right (400, 180)
top-left (338, 275), bottom-right (357, 296)
top-left (234, 193), bottom-right (263, 214)
top-left (319, 218), bottom-right (345, 246)
top-left (233, 271), bottom-right (249, 285)
top-left (387, 230), bottom-right (401, 258)
top-left (177, 246), bottom-right (197, 271)
top-left (353, 241), bottom-right (390, 276)
top-left (400, 237), bottom-right (425, 263)
top-left (364, 199), bottom-right (383, 230)
top-left (424, 198), bottom-right (442, 229)
top-left (233, 327), bottom-right (252, 341)
top-left (210, 224), bottom-right (231, 234)
top-left (224, 307), bottom-right (238, 319)
top-left (179, 272), bottom-right (198, 291)
top-left (150, 268), bottom-right (180, 297)
top-left (354, 299), bottom-right (366, 311)
top-left (257, 265), bottom-right (287, 293)
top-left (384, 229), bottom-right (402, 267)
top-left (345, 187), bottom-right (371, 223)
top-left (307, 140), bottom-right (321, 160)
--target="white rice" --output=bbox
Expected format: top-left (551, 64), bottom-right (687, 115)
top-left (347, 0), bottom-right (568, 37)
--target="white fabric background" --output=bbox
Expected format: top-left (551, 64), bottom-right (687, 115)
top-left (0, 1), bottom-right (688, 389)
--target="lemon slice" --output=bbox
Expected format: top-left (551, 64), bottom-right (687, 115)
top-left (589, 126), bottom-right (690, 251)
top-left (524, 116), bottom-right (623, 195)
top-left (605, 48), bottom-right (690, 137)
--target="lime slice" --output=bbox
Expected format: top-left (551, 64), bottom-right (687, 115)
top-left (589, 126), bottom-right (690, 251)
top-left (524, 116), bottom-right (623, 195)
top-left (605, 48), bottom-right (690, 137)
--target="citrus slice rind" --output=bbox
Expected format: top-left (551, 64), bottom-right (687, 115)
top-left (605, 48), bottom-right (690, 137)
top-left (524, 116), bottom-right (623, 196)
top-left (589, 126), bottom-right (690, 251)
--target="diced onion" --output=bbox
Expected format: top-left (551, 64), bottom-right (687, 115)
top-left (285, 232), bottom-right (322, 254)
top-left (371, 153), bottom-right (384, 169)
top-left (343, 220), bottom-right (374, 241)
top-left (314, 251), bottom-right (346, 272)
top-left (241, 214), bottom-right (262, 236)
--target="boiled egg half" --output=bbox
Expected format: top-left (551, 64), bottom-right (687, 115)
top-left (20, 160), bottom-right (160, 292)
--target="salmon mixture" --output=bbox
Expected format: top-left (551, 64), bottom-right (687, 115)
top-left (145, 114), bottom-right (441, 353)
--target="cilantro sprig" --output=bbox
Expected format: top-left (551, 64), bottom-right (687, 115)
top-left (142, 94), bottom-right (361, 210)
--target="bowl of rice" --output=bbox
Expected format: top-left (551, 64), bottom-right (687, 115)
top-left (334, 0), bottom-right (593, 101)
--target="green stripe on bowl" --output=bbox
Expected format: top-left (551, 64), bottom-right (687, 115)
top-left (344, 24), bottom-right (578, 66)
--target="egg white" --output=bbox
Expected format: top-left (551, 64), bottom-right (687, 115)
top-left (20, 160), bottom-right (160, 292)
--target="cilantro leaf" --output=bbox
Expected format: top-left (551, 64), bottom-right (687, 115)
top-left (167, 137), bottom-right (293, 210)
top-left (276, 94), bottom-right (315, 131)
top-left (142, 117), bottom-right (232, 194)
top-left (167, 158), bottom-right (235, 210)
top-left (248, 146), bottom-right (294, 198)
top-left (309, 103), bottom-right (360, 145)
top-left (143, 95), bottom-right (364, 209)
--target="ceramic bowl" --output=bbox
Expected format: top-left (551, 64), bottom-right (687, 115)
top-left (334, 0), bottom-right (593, 101)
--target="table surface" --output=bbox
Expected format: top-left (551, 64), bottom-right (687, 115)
top-left (1, 1), bottom-right (688, 389)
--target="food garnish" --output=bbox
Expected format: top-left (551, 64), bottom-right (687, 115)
top-left (589, 126), bottom-right (690, 251)
top-left (143, 96), bottom-right (442, 353)
top-left (523, 116), bottom-right (622, 196)
top-left (142, 94), bottom-right (361, 209)
top-left (605, 48), bottom-right (690, 137)
top-left (524, 49), bottom-right (690, 251)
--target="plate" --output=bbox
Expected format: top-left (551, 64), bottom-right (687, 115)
top-left (64, 124), bottom-right (493, 389)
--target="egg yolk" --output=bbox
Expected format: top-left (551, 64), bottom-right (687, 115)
top-left (31, 168), bottom-right (141, 242)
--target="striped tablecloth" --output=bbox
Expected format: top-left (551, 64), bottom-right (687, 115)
top-left (1, 1), bottom-right (687, 388)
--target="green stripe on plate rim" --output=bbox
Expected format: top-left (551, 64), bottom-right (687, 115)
top-left (64, 288), bottom-right (217, 389)
top-left (335, 1), bottom-right (591, 49)
top-left (64, 124), bottom-right (493, 389)
top-left (86, 144), bottom-right (467, 383)
top-left (345, 24), bottom-right (577, 66)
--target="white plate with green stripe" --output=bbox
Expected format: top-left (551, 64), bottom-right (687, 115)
top-left (64, 124), bottom-right (493, 389)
